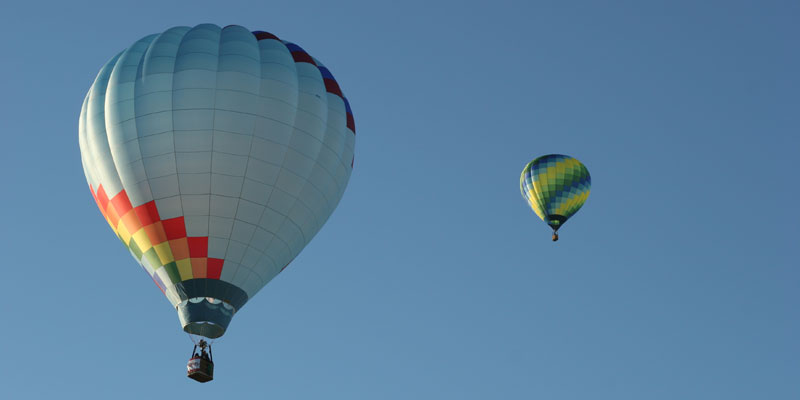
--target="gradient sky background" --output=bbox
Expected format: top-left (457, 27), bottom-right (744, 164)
top-left (1, 1), bottom-right (798, 399)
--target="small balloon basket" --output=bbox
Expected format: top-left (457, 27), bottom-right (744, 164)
top-left (187, 356), bottom-right (214, 382)
top-left (187, 340), bottom-right (214, 382)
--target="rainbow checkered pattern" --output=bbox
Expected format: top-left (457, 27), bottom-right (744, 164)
top-left (90, 184), bottom-right (224, 292)
top-left (520, 154), bottom-right (591, 230)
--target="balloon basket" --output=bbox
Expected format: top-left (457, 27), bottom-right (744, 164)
top-left (187, 357), bottom-right (214, 382)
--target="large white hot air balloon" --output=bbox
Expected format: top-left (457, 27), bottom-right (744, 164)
top-left (79, 24), bottom-right (356, 343)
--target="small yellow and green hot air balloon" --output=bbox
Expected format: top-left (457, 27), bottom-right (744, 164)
top-left (520, 154), bottom-right (591, 241)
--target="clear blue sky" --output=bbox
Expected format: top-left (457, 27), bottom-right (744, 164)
top-left (1, 0), bottom-right (797, 398)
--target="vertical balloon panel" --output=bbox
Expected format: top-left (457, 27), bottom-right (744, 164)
top-left (79, 24), bottom-right (355, 338)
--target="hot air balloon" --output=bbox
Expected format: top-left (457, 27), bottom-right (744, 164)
top-left (78, 24), bottom-right (356, 381)
top-left (520, 154), bottom-right (590, 241)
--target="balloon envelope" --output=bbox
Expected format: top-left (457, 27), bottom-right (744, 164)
top-left (520, 154), bottom-right (590, 232)
top-left (79, 24), bottom-right (356, 338)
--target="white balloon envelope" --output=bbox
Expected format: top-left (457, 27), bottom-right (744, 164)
top-left (79, 24), bottom-right (356, 338)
